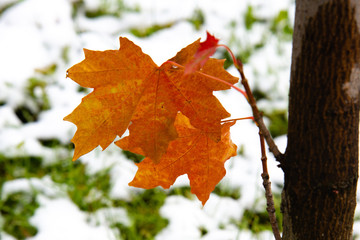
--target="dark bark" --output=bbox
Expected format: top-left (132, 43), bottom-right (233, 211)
top-left (282, 0), bottom-right (360, 239)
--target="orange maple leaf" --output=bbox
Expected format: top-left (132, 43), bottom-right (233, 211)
top-left (116, 112), bottom-right (237, 205)
top-left (64, 37), bottom-right (238, 162)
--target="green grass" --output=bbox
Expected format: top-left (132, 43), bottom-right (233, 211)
top-left (130, 23), bottom-right (175, 38)
top-left (0, 191), bottom-right (39, 239)
top-left (263, 109), bottom-right (288, 138)
top-left (213, 185), bottom-right (241, 200)
top-left (0, 153), bottom-right (170, 239)
top-left (113, 189), bottom-right (169, 240)
top-left (188, 8), bottom-right (205, 30)
top-left (0, 155), bottom-right (45, 184)
top-left (48, 159), bottom-right (113, 212)
top-left (270, 10), bottom-right (293, 41)
top-left (122, 150), bottom-right (144, 164)
top-left (129, 8), bottom-right (205, 38)
top-left (244, 5), bottom-right (293, 40)
top-left (244, 5), bottom-right (266, 30)
top-left (0, 147), bottom-right (278, 240)
top-left (71, 0), bottom-right (138, 19)
top-left (0, 0), bottom-right (22, 16)
top-left (168, 186), bottom-right (193, 200)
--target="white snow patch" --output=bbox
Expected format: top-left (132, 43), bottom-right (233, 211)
top-left (156, 196), bottom-right (210, 240)
top-left (0, 105), bottom-right (21, 127)
top-left (0, 232), bottom-right (17, 240)
top-left (1, 177), bottom-right (64, 200)
top-left (28, 196), bottom-right (118, 240)
top-left (90, 207), bottom-right (130, 229)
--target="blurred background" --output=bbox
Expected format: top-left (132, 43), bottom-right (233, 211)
top-left (0, 0), bottom-right (358, 239)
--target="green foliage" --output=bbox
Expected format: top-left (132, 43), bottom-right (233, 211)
top-left (0, 155), bottom-right (44, 184)
top-left (34, 64), bottom-right (57, 76)
top-left (72, 0), bottom-right (138, 18)
top-left (48, 159), bottom-right (112, 212)
top-left (38, 138), bottom-right (64, 148)
top-left (220, 10), bottom-right (270, 67)
top-left (221, 5), bottom-right (293, 70)
top-left (0, 191), bottom-right (39, 239)
top-left (14, 105), bottom-right (38, 123)
top-left (199, 226), bottom-right (208, 237)
top-left (188, 9), bottom-right (205, 30)
top-left (244, 5), bottom-right (293, 40)
top-left (237, 144), bottom-right (245, 156)
top-left (213, 185), bottom-right (241, 200)
top-left (252, 88), bottom-right (268, 102)
top-left (129, 8), bottom-right (205, 38)
top-left (130, 23), bottom-right (174, 38)
top-left (113, 189), bottom-right (169, 240)
top-left (0, 0), bottom-right (21, 16)
top-left (168, 186), bottom-right (194, 200)
top-left (263, 109), bottom-right (288, 138)
top-left (0, 154), bottom-right (113, 213)
top-left (270, 10), bottom-right (293, 40)
top-left (122, 150), bottom-right (145, 163)
top-left (252, 89), bottom-right (288, 137)
top-left (244, 6), bottom-right (265, 30)
top-left (62, 46), bottom-right (71, 63)
top-left (218, 50), bottom-right (237, 69)
top-left (27, 77), bottom-right (51, 111)
top-left (0, 153), bottom-right (168, 239)
top-left (77, 86), bottom-right (90, 93)
top-left (13, 75), bottom-right (52, 124)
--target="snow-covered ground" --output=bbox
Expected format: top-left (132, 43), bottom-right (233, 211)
top-left (0, 0), bottom-right (358, 239)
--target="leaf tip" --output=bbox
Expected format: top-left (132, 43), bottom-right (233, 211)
top-left (184, 31), bottom-right (220, 74)
top-left (202, 31), bottom-right (219, 49)
top-left (82, 48), bottom-right (91, 57)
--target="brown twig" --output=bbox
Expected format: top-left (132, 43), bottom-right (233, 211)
top-left (238, 61), bottom-right (283, 239)
top-left (237, 62), bottom-right (283, 162)
top-left (259, 131), bottom-right (282, 240)
top-left (220, 45), bottom-right (284, 239)
top-left (218, 44), bottom-right (284, 163)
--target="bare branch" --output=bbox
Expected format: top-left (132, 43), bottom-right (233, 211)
top-left (259, 132), bottom-right (282, 240)
top-left (237, 61), bottom-right (283, 162)
top-left (218, 45), bottom-right (284, 162)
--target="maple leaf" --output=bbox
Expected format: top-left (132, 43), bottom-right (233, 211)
top-left (64, 37), bottom-right (238, 162)
top-left (116, 112), bottom-right (237, 205)
top-left (184, 31), bottom-right (219, 75)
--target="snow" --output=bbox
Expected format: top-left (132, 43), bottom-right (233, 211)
top-left (1, 177), bottom-right (64, 200)
top-left (28, 196), bottom-right (120, 240)
top-left (158, 194), bottom-right (274, 240)
top-left (0, 0), bottom-right (75, 85)
top-left (1, 0), bottom-right (358, 239)
top-left (2, 177), bottom-right (130, 240)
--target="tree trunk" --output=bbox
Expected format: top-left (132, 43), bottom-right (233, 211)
top-left (282, 0), bottom-right (360, 239)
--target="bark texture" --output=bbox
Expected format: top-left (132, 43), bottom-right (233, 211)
top-left (282, 0), bottom-right (360, 239)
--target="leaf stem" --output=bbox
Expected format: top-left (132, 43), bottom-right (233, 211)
top-left (221, 116), bottom-right (254, 123)
top-left (217, 44), bottom-right (240, 69)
